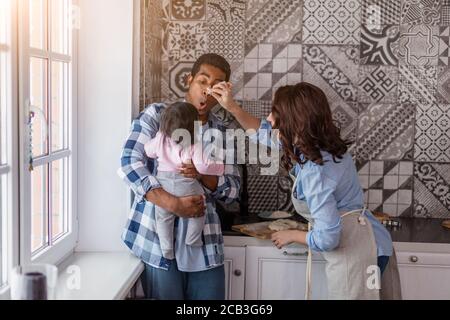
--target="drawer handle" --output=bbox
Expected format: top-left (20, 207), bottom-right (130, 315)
top-left (234, 269), bottom-right (242, 277)
top-left (410, 255), bottom-right (419, 263)
top-left (283, 251), bottom-right (308, 257)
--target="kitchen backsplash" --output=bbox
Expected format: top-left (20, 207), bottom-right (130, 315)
top-left (139, 0), bottom-right (450, 219)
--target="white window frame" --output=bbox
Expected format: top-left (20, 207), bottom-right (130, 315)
top-left (0, 0), bottom-right (19, 300)
top-left (18, 0), bottom-right (78, 266)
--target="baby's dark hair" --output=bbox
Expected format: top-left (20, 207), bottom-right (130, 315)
top-left (160, 102), bottom-right (198, 146)
top-left (191, 53), bottom-right (231, 81)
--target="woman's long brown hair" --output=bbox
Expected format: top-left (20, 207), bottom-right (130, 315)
top-left (271, 82), bottom-right (351, 170)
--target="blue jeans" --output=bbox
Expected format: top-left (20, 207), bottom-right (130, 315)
top-left (378, 256), bottom-right (390, 275)
top-left (142, 260), bottom-right (225, 300)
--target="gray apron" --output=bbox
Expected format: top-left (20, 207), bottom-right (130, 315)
top-left (290, 171), bottom-right (401, 300)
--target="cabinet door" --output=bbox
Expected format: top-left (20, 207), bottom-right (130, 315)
top-left (397, 251), bottom-right (450, 300)
top-left (245, 246), bottom-right (328, 300)
top-left (224, 247), bottom-right (246, 300)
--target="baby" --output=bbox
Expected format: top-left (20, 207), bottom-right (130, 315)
top-left (144, 102), bottom-right (224, 260)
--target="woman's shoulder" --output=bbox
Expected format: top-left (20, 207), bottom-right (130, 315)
top-left (300, 152), bottom-right (353, 181)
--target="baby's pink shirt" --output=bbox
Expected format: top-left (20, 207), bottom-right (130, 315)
top-left (145, 131), bottom-right (225, 176)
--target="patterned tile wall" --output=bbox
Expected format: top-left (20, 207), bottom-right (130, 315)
top-left (140, 0), bottom-right (450, 219)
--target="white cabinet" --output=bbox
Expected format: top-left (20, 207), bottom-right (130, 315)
top-left (224, 247), bottom-right (246, 300)
top-left (397, 251), bottom-right (450, 300)
top-left (244, 246), bottom-right (328, 300)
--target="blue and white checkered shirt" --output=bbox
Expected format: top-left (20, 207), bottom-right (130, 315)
top-left (118, 103), bottom-right (241, 270)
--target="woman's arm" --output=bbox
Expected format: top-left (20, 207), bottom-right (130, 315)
top-left (211, 82), bottom-right (261, 131)
top-left (272, 230), bottom-right (308, 249)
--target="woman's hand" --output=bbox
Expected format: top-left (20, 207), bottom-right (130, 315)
top-left (271, 230), bottom-right (305, 249)
top-left (210, 82), bottom-right (239, 113)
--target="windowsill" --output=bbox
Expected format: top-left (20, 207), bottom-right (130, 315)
top-left (55, 252), bottom-right (144, 300)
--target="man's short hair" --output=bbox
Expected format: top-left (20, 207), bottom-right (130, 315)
top-left (191, 53), bottom-right (231, 81)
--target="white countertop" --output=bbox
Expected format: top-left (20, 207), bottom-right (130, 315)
top-left (55, 252), bottom-right (144, 300)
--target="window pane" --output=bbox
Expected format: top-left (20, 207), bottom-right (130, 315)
top-left (29, 0), bottom-right (47, 50)
top-left (0, 51), bottom-right (6, 165)
top-left (31, 165), bottom-right (48, 252)
top-left (0, 0), bottom-right (8, 46)
top-left (51, 158), bottom-right (66, 239)
top-left (51, 0), bottom-right (69, 54)
top-left (30, 57), bottom-right (48, 157)
top-left (0, 175), bottom-right (6, 287)
top-left (51, 61), bottom-right (67, 151)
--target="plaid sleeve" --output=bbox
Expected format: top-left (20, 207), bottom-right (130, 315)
top-left (207, 163), bottom-right (241, 204)
top-left (118, 104), bottom-right (165, 203)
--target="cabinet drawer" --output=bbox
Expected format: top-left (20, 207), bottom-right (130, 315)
top-left (397, 251), bottom-right (450, 266)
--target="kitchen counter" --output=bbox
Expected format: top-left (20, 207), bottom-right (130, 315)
top-left (222, 215), bottom-right (450, 244)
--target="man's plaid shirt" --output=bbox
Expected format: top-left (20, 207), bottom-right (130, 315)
top-left (118, 103), bottom-right (241, 270)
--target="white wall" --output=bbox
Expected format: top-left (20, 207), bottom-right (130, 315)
top-left (76, 0), bottom-right (135, 251)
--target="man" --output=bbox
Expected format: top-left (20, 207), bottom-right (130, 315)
top-left (118, 54), bottom-right (241, 300)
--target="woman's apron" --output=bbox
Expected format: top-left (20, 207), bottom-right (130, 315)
top-left (289, 172), bottom-right (402, 300)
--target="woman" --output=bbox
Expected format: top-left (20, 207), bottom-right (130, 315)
top-left (211, 82), bottom-right (401, 300)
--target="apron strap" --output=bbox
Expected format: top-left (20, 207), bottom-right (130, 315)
top-left (305, 222), bottom-right (313, 300)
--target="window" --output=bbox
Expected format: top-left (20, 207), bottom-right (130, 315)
top-left (20, 0), bottom-right (77, 265)
top-left (0, 0), bottom-right (18, 290)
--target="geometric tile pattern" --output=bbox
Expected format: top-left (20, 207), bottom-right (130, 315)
top-left (442, 0), bottom-right (450, 25)
top-left (207, 0), bottom-right (245, 24)
top-left (361, 0), bottom-right (401, 25)
top-left (400, 0), bottom-right (441, 25)
top-left (414, 163), bottom-right (450, 218)
top-left (245, 0), bottom-right (303, 49)
top-left (414, 103), bottom-right (450, 162)
top-left (303, 0), bottom-right (361, 45)
top-left (241, 100), bottom-right (272, 120)
top-left (140, 0), bottom-right (450, 219)
top-left (356, 102), bottom-right (415, 161)
top-left (243, 43), bottom-right (302, 101)
top-left (168, 22), bottom-right (208, 61)
top-left (360, 24), bottom-right (399, 65)
top-left (358, 66), bottom-right (399, 103)
top-left (398, 65), bottom-right (437, 105)
top-left (398, 24), bottom-right (440, 66)
top-left (247, 175), bottom-right (279, 214)
top-left (169, 61), bottom-right (195, 98)
top-left (437, 66), bottom-right (450, 103)
top-left (171, 0), bottom-right (206, 20)
top-left (278, 176), bottom-right (295, 213)
top-left (357, 160), bottom-right (414, 217)
top-left (208, 23), bottom-right (245, 62)
top-left (303, 45), bottom-right (359, 144)
top-left (438, 26), bottom-right (450, 66)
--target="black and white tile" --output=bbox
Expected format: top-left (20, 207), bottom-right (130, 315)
top-left (247, 175), bottom-right (279, 214)
top-left (361, 0), bottom-right (401, 25)
top-left (140, 0), bottom-right (450, 219)
top-left (400, 0), bottom-right (441, 25)
top-left (207, 0), bottom-right (245, 24)
top-left (414, 163), bottom-right (450, 218)
top-left (398, 24), bottom-right (439, 66)
top-left (414, 103), bottom-right (450, 162)
top-left (360, 24), bottom-right (399, 65)
top-left (358, 160), bottom-right (414, 217)
top-left (356, 102), bottom-right (415, 161)
top-left (303, 0), bottom-right (361, 45)
top-left (303, 45), bottom-right (359, 144)
top-left (243, 43), bottom-right (302, 101)
top-left (358, 66), bottom-right (399, 103)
